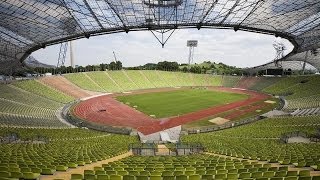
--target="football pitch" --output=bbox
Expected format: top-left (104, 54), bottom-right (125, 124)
top-left (116, 89), bottom-right (248, 118)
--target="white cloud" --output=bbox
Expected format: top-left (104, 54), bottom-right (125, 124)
top-left (31, 28), bottom-right (293, 68)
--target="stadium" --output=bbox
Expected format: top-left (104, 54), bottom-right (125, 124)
top-left (0, 0), bottom-right (320, 180)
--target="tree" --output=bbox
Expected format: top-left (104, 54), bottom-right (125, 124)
top-left (109, 62), bottom-right (116, 70)
top-left (156, 61), bottom-right (179, 71)
top-left (116, 61), bottom-right (122, 70)
top-left (99, 63), bottom-right (107, 71)
top-left (182, 67), bottom-right (188, 73)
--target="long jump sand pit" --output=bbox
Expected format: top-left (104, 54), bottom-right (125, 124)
top-left (265, 100), bottom-right (276, 104)
top-left (208, 117), bottom-right (230, 125)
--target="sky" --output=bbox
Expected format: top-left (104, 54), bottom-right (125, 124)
top-left (32, 28), bottom-right (294, 68)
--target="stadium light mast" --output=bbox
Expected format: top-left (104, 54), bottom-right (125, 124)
top-left (113, 51), bottom-right (118, 63)
top-left (57, 42), bottom-right (68, 68)
top-left (70, 41), bottom-right (75, 68)
top-left (273, 41), bottom-right (286, 68)
top-left (57, 17), bottom-right (77, 68)
top-left (187, 40), bottom-right (198, 65)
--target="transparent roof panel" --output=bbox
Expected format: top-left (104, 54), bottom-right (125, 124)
top-left (0, 0), bottom-right (319, 70)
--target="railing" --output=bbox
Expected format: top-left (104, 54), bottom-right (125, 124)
top-left (0, 133), bottom-right (49, 144)
top-left (280, 131), bottom-right (320, 143)
top-left (130, 143), bottom-right (204, 156)
top-left (277, 96), bottom-right (286, 110)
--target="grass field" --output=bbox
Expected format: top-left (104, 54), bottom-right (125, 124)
top-left (116, 89), bottom-right (248, 118)
top-left (183, 98), bottom-right (279, 129)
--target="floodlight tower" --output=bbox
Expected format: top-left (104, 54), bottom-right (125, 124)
top-left (113, 51), bottom-right (118, 63)
top-left (187, 40), bottom-right (198, 65)
top-left (56, 41), bottom-right (75, 68)
top-left (57, 42), bottom-right (68, 67)
top-left (69, 41), bottom-right (75, 68)
top-left (273, 42), bottom-right (286, 67)
top-left (57, 17), bottom-right (77, 68)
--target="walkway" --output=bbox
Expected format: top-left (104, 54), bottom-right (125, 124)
top-left (40, 152), bottom-right (132, 180)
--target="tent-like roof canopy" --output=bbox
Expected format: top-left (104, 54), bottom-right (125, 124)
top-left (1, 0), bottom-right (320, 70)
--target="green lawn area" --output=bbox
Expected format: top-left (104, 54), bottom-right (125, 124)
top-left (182, 97), bottom-right (279, 129)
top-left (116, 89), bottom-right (248, 118)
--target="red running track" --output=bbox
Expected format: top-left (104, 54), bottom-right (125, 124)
top-left (73, 87), bottom-right (270, 135)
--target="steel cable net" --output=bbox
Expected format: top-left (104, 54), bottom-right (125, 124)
top-left (0, 0), bottom-right (320, 70)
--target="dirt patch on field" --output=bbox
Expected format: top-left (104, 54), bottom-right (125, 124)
top-left (208, 117), bottom-right (230, 125)
top-left (265, 100), bottom-right (276, 104)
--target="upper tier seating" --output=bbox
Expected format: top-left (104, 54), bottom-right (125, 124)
top-left (39, 76), bottom-right (91, 98)
top-left (13, 80), bottom-right (74, 103)
top-left (63, 70), bottom-right (223, 92)
top-left (263, 75), bottom-right (320, 110)
top-left (235, 77), bottom-right (261, 89)
top-left (0, 84), bottom-right (67, 128)
top-left (222, 76), bottom-right (241, 87)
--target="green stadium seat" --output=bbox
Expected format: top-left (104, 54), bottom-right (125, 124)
top-left (84, 170), bottom-right (95, 175)
top-left (214, 173), bottom-right (227, 179)
top-left (162, 171), bottom-right (174, 176)
top-left (270, 178), bottom-right (284, 180)
top-left (68, 163), bottom-right (78, 168)
top-left (279, 167), bottom-right (289, 171)
top-left (123, 175), bottom-right (135, 180)
top-left (287, 171), bottom-right (299, 176)
top-left (228, 168), bottom-right (238, 173)
top-left (8, 167), bottom-right (19, 173)
top-left (195, 170), bottom-right (205, 175)
top-left (162, 175), bottom-right (175, 180)
top-left (216, 169), bottom-right (227, 174)
top-left (10, 172), bottom-right (22, 179)
top-left (0, 172), bottom-right (10, 178)
top-left (0, 167), bottom-right (9, 172)
top-left (269, 167), bottom-right (279, 171)
top-left (298, 177), bottom-right (312, 180)
top-left (263, 171), bottom-right (276, 178)
top-left (189, 174), bottom-right (201, 180)
top-left (139, 171), bottom-right (150, 176)
top-left (110, 174), bottom-right (122, 180)
top-left (239, 172), bottom-right (251, 179)
top-left (41, 168), bottom-right (55, 175)
top-left (285, 177), bottom-right (298, 180)
top-left (176, 175), bottom-right (188, 180)
top-left (150, 175), bottom-right (161, 180)
top-left (227, 173), bottom-right (238, 179)
top-left (252, 171), bottom-right (263, 178)
top-left (136, 175), bottom-right (148, 180)
top-left (56, 165), bottom-right (68, 171)
top-left (22, 172), bottom-right (40, 180)
top-left (238, 168), bottom-right (248, 173)
top-left (299, 170), bottom-right (310, 177)
top-left (97, 174), bottom-right (110, 180)
top-left (84, 174), bottom-right (96, 180)
top-left (106, 170), bottom-right (117, 175)
top-left (71, 174), bottom-right (83, 180)
top-left (95, 170), bottom-right (107, 175)
top-left (275, 171), bottom-right (288, 177)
